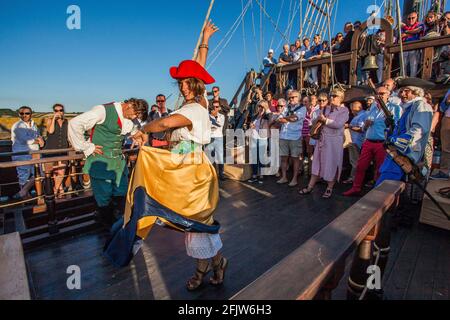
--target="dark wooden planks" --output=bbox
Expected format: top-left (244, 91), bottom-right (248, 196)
top-left (231, 181), bottom-right (404, 300)
top-left (0, 232), bottom-right (31, 300)
top-left (25, 176), bottom-right (356, 300)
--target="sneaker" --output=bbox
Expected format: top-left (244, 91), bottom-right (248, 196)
top-left (247, 178), bottom-right (258, 183)
top-left (430, 171), bottom-right (450, 181)
top-left (258, 177), bottom-right (264, 184)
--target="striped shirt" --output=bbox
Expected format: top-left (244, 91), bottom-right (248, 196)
top-left (301, 108), bottom-right (313, 137)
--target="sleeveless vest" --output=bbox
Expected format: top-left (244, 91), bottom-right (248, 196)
top-left (83, 103), bottom-right (127, 185)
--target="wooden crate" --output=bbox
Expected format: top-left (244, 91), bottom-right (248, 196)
top-left (420, 180), bottom-right (450, 231)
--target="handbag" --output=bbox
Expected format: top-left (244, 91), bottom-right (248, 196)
top-left (310, 108), bottom-right (325, 140)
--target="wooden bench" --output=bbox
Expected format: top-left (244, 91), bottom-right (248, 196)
top-left (231, 180), bottom-right (405, 300)
top-left (0, 232), bottom-right (31, 300)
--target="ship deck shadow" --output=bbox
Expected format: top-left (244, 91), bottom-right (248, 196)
top-left (24, 176), bottom-right (450, 300)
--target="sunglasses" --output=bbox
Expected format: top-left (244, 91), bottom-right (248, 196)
top-left (318, 99), bottom-right (327, 102)
top-left (408, 17), bottom-right (417, 20)
top-left (55, 109), bottom-right (64, 112)
top-left (156, 100), bottom-right (165, 103)
top-left (213, 90), bottom-right (219, 93)
top-left (20, 112), bottom-right (31, 115)
top-left (288, 96), bottom-right (298, 100)
top-left (331, 94), bottom-right (339, 98)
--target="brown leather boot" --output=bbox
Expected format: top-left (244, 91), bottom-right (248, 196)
top-left (209, 253), bottom-right (228, 286)
top-left (186, 259), bottom-right (211, 291)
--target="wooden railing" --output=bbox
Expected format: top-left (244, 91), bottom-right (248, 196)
top-left (272, 18), bottom-right (450, 94)
top-left (0, 148), bottom-right (137, 239)
top-left (231, 180), bottom-right (405, 300)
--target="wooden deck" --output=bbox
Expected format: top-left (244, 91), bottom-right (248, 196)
top-left (23, 176), bottom-right (450, 300)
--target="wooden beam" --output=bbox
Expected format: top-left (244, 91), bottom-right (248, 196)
top-left (387, 35), bottom-right (450, 54)
top-left (321, 64), bottom-right (330, 88)
top-left (421, 47), bottom-right (434, 81)
top-left (0, 232), bottom-right (31, 300)
top-left (231, 180), bottom-right (405, 300)
top-left (276, 53), bottom-right (353, 72)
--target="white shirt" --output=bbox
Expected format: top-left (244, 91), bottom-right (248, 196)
top-left (11, 120), bottom-right (40, 153)
top-left (68, 102), bottom-right (138, 157)
top-left (210, 113), bottom-right (225, 138)
top-left (279, 104), bottom-right (307, 141)
top-left (170, 103), bottom-right (211, 145)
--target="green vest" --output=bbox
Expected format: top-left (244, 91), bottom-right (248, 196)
top-left (83, 103), bottom-right (127, 185)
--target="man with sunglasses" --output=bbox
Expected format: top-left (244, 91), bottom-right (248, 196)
top-left (148, 94), bottom-right (170, 148)
top-left (401, 12), bottom-right (424, 77)
top-left (11, 106), bottom-right (44, 199)
top-left (208, 86), bottom-right (230, 133)
top-left (205, 100), bottom-right (226, 181)
top-left (276, 90), bottom-right (306, 187)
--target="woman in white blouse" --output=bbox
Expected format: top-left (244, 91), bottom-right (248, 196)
top-left (141, 21), bottom-right (228, 291)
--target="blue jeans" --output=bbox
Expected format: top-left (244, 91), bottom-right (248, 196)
top-left (250, 138), bottom-right (268, 177)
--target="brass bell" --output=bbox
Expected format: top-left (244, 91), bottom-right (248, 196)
top-left (361, 55), bottom-right (379, 71)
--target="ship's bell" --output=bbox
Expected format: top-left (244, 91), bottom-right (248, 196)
top-left (361, 55), bottom-right (379, 71)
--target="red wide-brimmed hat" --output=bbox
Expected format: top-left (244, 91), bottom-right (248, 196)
top-left (170, 60), bottom-right (215, 84)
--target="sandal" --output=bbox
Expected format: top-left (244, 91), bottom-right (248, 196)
top-left (322, 188), bottom-right (333, 199)
top-left (186, 259), bottom-right (211, 291)
top-left (209, 257), bottom-right (228, 286)
top-left (298, 186), bottom-right (314, 195)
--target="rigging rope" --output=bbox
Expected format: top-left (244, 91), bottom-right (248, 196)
top-left (269, 0), bottom-right (286, 50)
top-left (326, 0), bottom-right (336, 88)
top-left (250, 0), bottom-right (261, 69)
top-left (241, 0), bottom-right (249, 70)
top-left (332, 0), bottom-right (339, 36)
top-left (275, 0), bottom-right (301, 51)
top-left (207, 2), bottom-right (252, 69)
top-left (254, 0), bottom-right (290, 42)
top-left (314, 0), bottom-right (329, 39)
top-left (209, 0), bottom-right (252, 60)
top-left (300, 0), bottom-right (314, 39)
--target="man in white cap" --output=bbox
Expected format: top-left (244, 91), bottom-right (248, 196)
top-left (263, 49), bottom-right (277, 75)
top-left (263, 49), bottom-right (278, 94)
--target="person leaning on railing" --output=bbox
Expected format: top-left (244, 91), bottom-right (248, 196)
top-left (11, 106), bottom-right (44, 200)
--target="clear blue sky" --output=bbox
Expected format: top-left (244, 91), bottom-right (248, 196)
top-left (0, 0), bottom-right (448, 112)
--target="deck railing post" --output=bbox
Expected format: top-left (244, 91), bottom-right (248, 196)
top-left (43, 169), bottom-right (58, 235)
top-left (32, 154), bottom-right (46, 214)
top-left (321, 63), bottom-right (330, 88)
top-left (347, 233), bottom-right (376, 300)
top-left (421, 46), bottom-right (434, 80)
top-left (314, 258), bottom-right (346, 300)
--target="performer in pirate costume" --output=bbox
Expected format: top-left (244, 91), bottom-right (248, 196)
top-left (104, 21), bottom-right (228, 291)
top-left (68, 99), bottom-right (149, 228)
top-left (376, 85), bottom-right (433, 185)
